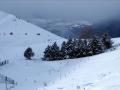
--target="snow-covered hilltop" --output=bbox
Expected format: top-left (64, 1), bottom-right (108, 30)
top-left (0, 11), bottom-right (62, 41)
top-left (0, 11), bottom-right (64, 90)
top-left (0, 11), bottom-right (64, 58)
top-left (0, 11), bottom-right (120, 90)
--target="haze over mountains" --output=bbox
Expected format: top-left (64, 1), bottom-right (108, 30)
top-left (0, 0), bottom-right (120, 38)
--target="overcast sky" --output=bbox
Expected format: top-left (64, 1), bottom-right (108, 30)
top-left (0, 0), bottom-right (120, 23)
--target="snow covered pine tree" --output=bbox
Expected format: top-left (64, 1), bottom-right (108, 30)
top-left (44, 42), bottom-right (60, 60)
top-left (51, 42), bottom-right (60, 60)
top-left (43, 45), bottom-right (52, 60)
top-left (90, 37), bottom-right (103, 55)
top-left (102, 33), bottom-right (112, 49)
top-left (60, 41), bottom-right (67, 59)
top-left (24, 47), bottom-right (34, 60)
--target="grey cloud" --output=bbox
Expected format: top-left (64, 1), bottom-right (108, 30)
top-left (0, 1), bottom-right (120, 23)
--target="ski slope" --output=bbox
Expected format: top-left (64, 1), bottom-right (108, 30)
top-left (0, 11), bottom-right (120, 90)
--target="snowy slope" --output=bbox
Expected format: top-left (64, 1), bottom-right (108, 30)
top-left (0, 11), bottom-right (120, 90)
top-left (0, 11), bottom-right (65, 90)
top-left (0, 11), bottom-right (64, 59)
top-left (37, 38), bottom-right (120, 90)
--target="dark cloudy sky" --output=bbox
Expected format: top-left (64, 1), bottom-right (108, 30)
top-left (0, 0), bottom-right (120, 22)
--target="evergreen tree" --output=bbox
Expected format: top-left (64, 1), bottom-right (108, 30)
top-left (24, 47), bottom-right (34, 60)
top-left (90, 37), bottom-right (103, 55)
top-left (81, 40), bottom-right (89, 57)
top-left (102, 33), bottom-right (112, 49)
top-left (75, 40), bottom-right (88, 58)
top-left (51, 42), bottom-right (60, 60)
top-left (44, 42), bottom-right (60, 60)
top-left (73, 39), bottom-right (82, 58)
top-left (65, 39), bottom-right (74, 59)
top-left (70, 38), bottom-right (79, 58)
top-left (43, 45), bottom-right (52, 60)
top-left (43, 33), bottom-right (113, 61)
top-left (60, 41), bottom-right (67, 59)
top-left (87, 39), bottom-right (94, 56)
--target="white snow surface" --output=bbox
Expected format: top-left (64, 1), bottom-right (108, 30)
top-left (0, 11), bottom-right (120, 90)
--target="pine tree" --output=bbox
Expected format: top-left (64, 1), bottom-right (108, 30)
top-left (43, 42), bottom-right (60, 60)
top-left (70, 38), bottom-right (79, 58)
top-left (43, 33), bottom-right (112, 61)
top-left (51, 42), bottom-right (60, 60)
top-left (60, 41), bottom-right (67, 59)
top-left (72, 39), bottom-right (82, 58)
top-left (87, 39), bottom-right (93, 56)
top-left (81, 40), bottom-right (88, 57)
top-left (43, 45), bottom-right (52, 60)
top-left (65, 39), bottom-right (74, 59)
top-left (24, 47), bottom-right (34, 60)
top-left (75, 39), bottom-right (88, 58)
top-left (102, 33), bottom-right (112, 49)
top-left (90, 37), bottom-right (103, 55)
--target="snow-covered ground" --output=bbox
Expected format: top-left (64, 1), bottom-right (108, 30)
top-left (0, 11), bottom-right (120, 90)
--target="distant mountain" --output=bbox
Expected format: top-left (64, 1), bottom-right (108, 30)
top-left (27, 18), bottom-right (92, 38)
top-left (93, 19), bottom-right (120, 38)
top-left (27, 17), bottom-right (120, 39)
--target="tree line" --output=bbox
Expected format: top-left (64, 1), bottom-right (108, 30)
top-left (24, 33), bottom-right (112, 61)
top-left (43, 33), bottom-right (112, 61)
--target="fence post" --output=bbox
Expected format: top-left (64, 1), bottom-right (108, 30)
top-left (5, 76), bottom-right (8, 90)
